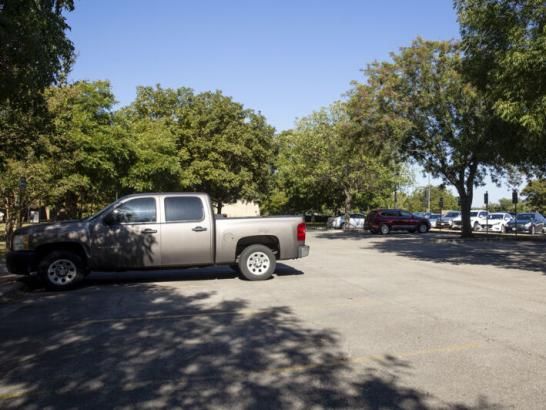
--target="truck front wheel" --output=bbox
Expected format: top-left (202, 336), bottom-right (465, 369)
top-left (39, 251), bottom-right (86, 291)
top-left (238, 244), bottom-right (276, 281)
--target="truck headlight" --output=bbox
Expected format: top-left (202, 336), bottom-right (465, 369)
top-left (12, 234), bottom-right (30, 251)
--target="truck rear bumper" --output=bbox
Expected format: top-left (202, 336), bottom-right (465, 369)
top-left (298, 245), bottom-right (310, 258)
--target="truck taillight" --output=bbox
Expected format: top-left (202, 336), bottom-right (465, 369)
top-left (297, 223), bottom-right (306, 241)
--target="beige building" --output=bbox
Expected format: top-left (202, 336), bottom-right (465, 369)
top-left (221, 200), bottom-right (260, 217)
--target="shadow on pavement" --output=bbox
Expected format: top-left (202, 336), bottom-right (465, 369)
top-left (0, 286), bottom-right (501, 408)
top-left (369, 234), bottom-right (546, 273)
top-left (19, 263), bottom-right (304, 291)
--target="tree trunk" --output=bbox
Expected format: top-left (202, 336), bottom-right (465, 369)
top-left (343, 189), bottom-right (352, 230)
top-left (4, 196), bottom-right (17, 250)
top-left (457, 188), bottom-right (473, 238)
top-left (217, 201), bottom-right (223, 215)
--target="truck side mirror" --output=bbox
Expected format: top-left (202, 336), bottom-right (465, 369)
top-left (104, 209), bottom-right (121, 226)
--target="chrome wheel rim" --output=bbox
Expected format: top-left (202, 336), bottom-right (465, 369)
top-left (246, 252), bottom-right (270, 275)
top-left (47, 259), bottom-right (77, 286)
top-left (419, 224), bottom-right (427, 233)
top-left (381, 225), bottom-right (389, 234)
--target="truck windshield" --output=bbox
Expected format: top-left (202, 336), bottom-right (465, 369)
top-left (84, 200), bottom-right (121, 222)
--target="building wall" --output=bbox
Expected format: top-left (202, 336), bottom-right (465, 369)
top-left (222, 200), bottom-right (260, 217)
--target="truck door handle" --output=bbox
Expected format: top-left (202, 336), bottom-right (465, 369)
top-left (192, 226), bottom-right (207, 232)
top-left (141, 228), bottom-right (157, 234)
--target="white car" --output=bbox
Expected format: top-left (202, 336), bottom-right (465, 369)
top-left (452, 210), bottom-right (488, 231)
top-left (484, 212), bottom-right (513, 233)
top-left (328, 213), bottom-right (365, 229)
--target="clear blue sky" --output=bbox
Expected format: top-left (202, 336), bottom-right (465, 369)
top-left (66, 0), bottom-right (518, 205)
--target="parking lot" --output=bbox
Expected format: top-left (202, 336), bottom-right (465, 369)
top-left (1, 231), bottom-right (545, 409)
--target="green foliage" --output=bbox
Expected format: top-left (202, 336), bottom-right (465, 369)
top-left (403, 185), bottom-right (459, 213)
top-left (263, 102), bottom-right (403, 216)
top-left (120, 86), bottom-right (275, 212)
top-left (0, 0), bottom-right (75, 243)
top-left (521, 179), bottom-right (546, 213)
top-left (177, 91), bottom-right (275, 212)
top-left (0, 0), bottom-right (74, 108)
top-left (117, 86), bottom-right (186, 192)
top-left (456, 0), bottom-right (546, 169)
top-left (45, 81), bottom-right (135, 217)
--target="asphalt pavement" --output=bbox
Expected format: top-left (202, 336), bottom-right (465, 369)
top-left (0, 231), bottom-right (545, 409)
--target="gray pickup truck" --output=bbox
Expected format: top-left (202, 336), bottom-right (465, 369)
top-left (7, 193), bottom-right (309, 290)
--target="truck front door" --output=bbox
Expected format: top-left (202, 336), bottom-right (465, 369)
top-left (160, 195), bottom-right (214, 267)
top-left (91, 197), bottom-right (162, 269)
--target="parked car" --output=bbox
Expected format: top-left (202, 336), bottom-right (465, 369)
top-left (365, 209), bottom-right (430, 234)
top-left (452, 210), bottom-right (488, 231)
top-left (7, 193), bottom-right (310, 289)
top-left (328, 213), bottom-right (365, 229)
top-left (484, 212), bottom-right (513, 233)
top-left (505, 212), bottom-right (545, 235)
top-left (437, 211), bottom-right (461, 229)
top-left (427, 213), bottom-right (442, 228)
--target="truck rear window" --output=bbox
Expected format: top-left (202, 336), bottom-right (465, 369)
top-left (165, 197), bottom-right (204, 222)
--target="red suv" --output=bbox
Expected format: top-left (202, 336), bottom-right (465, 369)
top-left (365, 209), bottom-right (430, 234)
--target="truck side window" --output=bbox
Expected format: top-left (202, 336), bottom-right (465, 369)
top-left (117, 198), bottom-right (156, 223)
top-left (165, 197), bottom-right (204, 222)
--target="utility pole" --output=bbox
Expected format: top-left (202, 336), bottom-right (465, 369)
top-left (427, 174), bottom-right (431, 214)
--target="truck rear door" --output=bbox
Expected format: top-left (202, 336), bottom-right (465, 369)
top-left (159, 195), bottom-right (214, 267)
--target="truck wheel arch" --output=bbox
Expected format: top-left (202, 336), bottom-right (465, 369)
top-left (35, 242), bottom-right (89, 271)
top-left (235, 236), bottom-right (280, 260)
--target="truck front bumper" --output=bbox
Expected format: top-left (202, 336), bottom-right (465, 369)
top-left (298, 245), bottom-right (310, 258)
top-left (6, 251), bottom-right (36, 275)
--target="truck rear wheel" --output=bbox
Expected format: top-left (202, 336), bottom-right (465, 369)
top-left (39, 251), bottom-right (86, 291)
top-left (238, 244), bottom-right (276, 281)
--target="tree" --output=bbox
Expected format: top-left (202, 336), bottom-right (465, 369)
top-left (521, 179), bottom-right (546, 214)
top-left (265, 102), bottom-right (401, 220)
top-left (177, 91), bottom-right (275, 213)
top-left (117, 86), bottom-right (189, 192)
top-left (357, 39), bottom-right (498, 236)
top-left (404, 185), bottom-right (459, 213)
top-left (45, 81), bottom-right (135, 218)
top-left (120, 86), bottom-right (275, 213)
top-left (0, 0), bottom-right (75, 163)
top-left (455, 0), bottom-right (546, 170)
top-left (0, 0), bottom-right (75, 245)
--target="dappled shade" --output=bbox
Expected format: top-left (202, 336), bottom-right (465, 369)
top-left (0, 283), bottom-right (501, 408)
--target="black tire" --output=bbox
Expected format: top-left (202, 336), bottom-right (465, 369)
top-left (417, 223), bottom-right (428, 234)
top-left (38, 251), bottom-right (86, 291)
top-left (379, 224), bottom-right (390, 235)
top-left (530, 225), bottom-right (535, 235)
top-left (238, 244), bottom-right (276, 281)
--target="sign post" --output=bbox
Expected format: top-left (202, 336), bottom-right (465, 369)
top-left (484, 191), bottom-right (489, 235)
top-left (512, 190), bottom-right (518, 238)
top-left (439, 197), bottom-right (444, 231)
